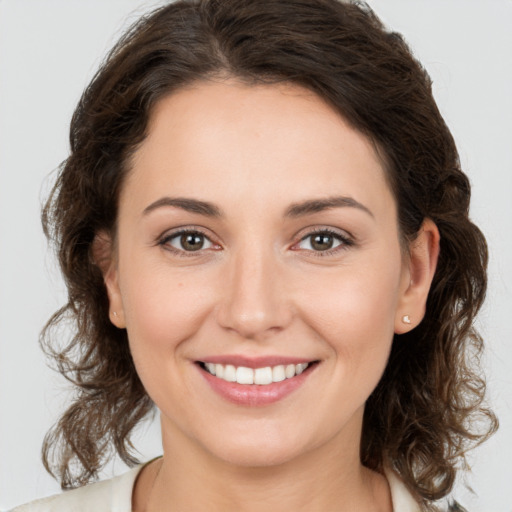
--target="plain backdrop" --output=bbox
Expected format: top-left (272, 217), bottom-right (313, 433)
top-left (1, 1), bottom-right (511, 510)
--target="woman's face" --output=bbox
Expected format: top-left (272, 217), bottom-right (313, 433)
top-left (106, 80), bottom-right (419, 468)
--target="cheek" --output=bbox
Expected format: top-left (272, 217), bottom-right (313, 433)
top-left (118, 260), bottom-right (215, 363)
top-left (296, 251), bottom-right (402, 380)
top-left (300, 258), bottom-right (401, 334)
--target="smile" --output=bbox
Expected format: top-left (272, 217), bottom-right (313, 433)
top-left (202, 362), bottom-right (310, 385)
top-left (197, 359), bottom-right (318, 406)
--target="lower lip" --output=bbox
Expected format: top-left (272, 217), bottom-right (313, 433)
top-left (198, 364), bottom-right (316, 406)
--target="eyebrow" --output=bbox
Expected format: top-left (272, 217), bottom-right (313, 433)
top-left (142, 197), bottom-right (223, 217)
top-left (285, 196), bottom-right (374, 218)
top-left (142, 195), bottom-right (373, 219)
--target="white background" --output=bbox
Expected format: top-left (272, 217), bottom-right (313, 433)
top-left (1, 1), bottom-right (511, 510)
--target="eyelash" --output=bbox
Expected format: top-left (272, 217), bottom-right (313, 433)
top-left (293, 227), bottom-right (354, 257)
top-left (158, 227), bottom-right (219, 257)
top-left (157, 227), bottom-right (354, 257)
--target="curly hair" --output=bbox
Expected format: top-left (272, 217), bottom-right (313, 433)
top-left (41, 0), bottom-right (497, 506)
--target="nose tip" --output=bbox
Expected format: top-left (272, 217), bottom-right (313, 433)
top-left (221, 308), bottom-right (284, 340)
top-left (215, 252), bottom-right (292, 340)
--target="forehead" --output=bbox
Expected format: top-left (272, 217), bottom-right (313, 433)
top-left (124, 80), bottom-right (395, 220)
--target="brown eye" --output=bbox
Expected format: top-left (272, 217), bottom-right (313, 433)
top-left (296, 230), bottom-right (348, 253)
top-left (165, 231), bottom-right (214, 252)
top-left (311, 233), bottom-right (334, 251)
top-left (180, 233), bottom-right (205, 251)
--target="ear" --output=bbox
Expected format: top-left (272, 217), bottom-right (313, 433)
top-left (394, 219), bottom-right (440, 334)
top-left (92, 231), bottom-right (126, 329)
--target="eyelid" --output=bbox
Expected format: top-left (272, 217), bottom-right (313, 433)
top-left (157, 225), bottom-right (222, 255)
top-left (155, 224), bottom-right (354, 257)
top-left (290, 226), bottom-right (355, 256)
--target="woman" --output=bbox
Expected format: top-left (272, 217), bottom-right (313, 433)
top-left (13, 0), bottom-right (497, 510)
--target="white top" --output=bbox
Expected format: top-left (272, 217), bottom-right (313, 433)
top-left (11, 465), bottom-right (421, 512)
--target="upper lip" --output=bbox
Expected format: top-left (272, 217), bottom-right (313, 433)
top-left (197, 355), bottom-right (316, 368)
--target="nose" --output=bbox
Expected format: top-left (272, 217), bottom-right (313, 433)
top-left (215, 245), bottom-right (293, 340)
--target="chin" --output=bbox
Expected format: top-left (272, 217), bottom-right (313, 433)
top-left (196, 422), bottom-right (318, 469)
top-left (213, 443), bottom-right (302, 469)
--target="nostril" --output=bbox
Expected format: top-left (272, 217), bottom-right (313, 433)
top-left (215, 303), bottom-right (293, 340)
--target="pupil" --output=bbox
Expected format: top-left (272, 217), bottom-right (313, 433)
top-left (181, 233), bottom-right (204, 251)
top-left (312, 234), bottom-right (333, 251)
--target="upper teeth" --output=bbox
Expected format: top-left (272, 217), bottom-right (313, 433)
top-left (204, 362), bottom-right (309, 385)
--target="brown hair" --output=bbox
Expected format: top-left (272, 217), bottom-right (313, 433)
top-left (41, 0), bottom-right (497, 506)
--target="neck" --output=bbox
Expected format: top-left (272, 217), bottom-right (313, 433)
top-left (141, 416), bottom-right (392, 512)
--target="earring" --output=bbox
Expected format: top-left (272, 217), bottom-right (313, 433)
top-left (113, 311), bottom-right (118, 317)
top-left (402, 315), bottom-right (411, 324)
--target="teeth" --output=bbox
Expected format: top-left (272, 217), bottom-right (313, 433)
top-left (254, 367), bottom-right (272, 385)
top-left (272, 365), bottom-right (286, 382)
top-left (203, 361), bottom-right (311, 385)
top-left (236, 366), bottom-right (254, 384)
top-left (296, 363), bottom-right (308, 375)
top-left (285, 364), bottom-right (295, 379)
top-left (224, 364), bottom-right (236, 382)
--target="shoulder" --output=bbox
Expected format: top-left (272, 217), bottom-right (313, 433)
top-left (385, 468), bottom-right (422, 512)
top-left (10, 465), bottom-right (143, 512)
top-left (384, 469), bottom-right (466, 512)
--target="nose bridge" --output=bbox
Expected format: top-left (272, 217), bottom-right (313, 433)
top-left (217, 238), bottom-right (291, 339)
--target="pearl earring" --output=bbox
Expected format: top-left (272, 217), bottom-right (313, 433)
top-left (113, 311), bottom-right (118, 317)
top-left (402, 315), bottom-right (411, 324)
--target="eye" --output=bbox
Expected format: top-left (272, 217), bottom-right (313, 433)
top-left (161, 230), bottom-right (215, 253)
top-left (295, 230), bottom-right (351, 253)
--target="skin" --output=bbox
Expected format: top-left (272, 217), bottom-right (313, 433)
top-left (100, 80), bottom-right (439, 511)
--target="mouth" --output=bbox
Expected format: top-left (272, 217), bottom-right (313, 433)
top-left (198, 361), bottom-right (315, 385)
top-left (196, 358), bottom-right (319, 406)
